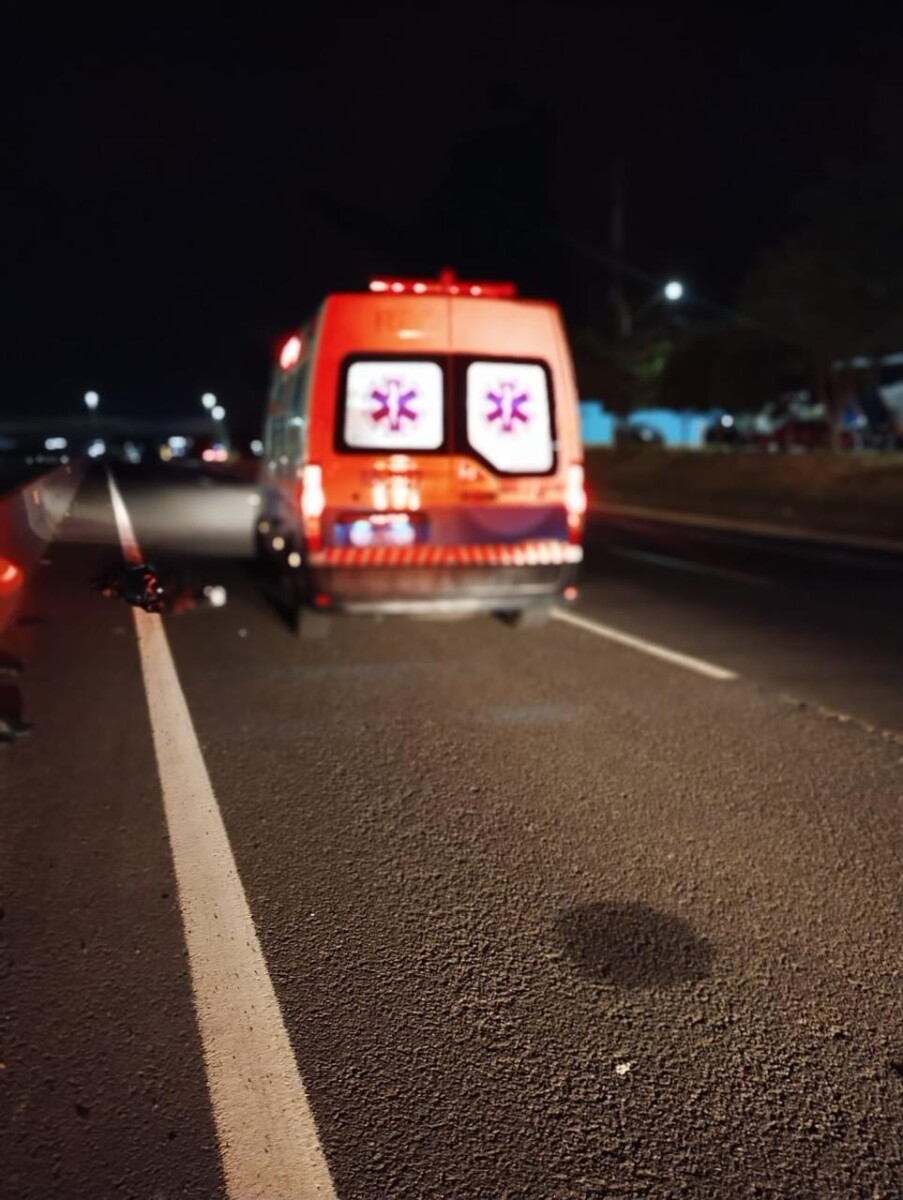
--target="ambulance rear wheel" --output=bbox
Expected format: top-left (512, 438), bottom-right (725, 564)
top-left (292, 570), bottom-right (333, 640)
top-left (497, 607), bottom-right (550, 630)
top-left (298, 606), bottom-right (333, 640)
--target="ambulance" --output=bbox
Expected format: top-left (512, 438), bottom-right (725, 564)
top-left (256, 271), bottom-right (585, 627)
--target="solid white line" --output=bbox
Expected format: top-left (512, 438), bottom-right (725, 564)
top-left (610, 546), bottom-right (770, 588)
top-left (552, 607), bottom-right (738, 681)
top-left (106, 472), bottom-right (336, 1200)
top-left (594, 501), bottom-right (903, 558)
top-left (106, 471), bottom-right (142, 564)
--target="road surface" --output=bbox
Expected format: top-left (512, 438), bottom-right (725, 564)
top-left (3, 465), bottom-right (903, 1199)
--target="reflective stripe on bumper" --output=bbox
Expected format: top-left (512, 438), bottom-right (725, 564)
top-left (306, 541), bottom-right (583, 568)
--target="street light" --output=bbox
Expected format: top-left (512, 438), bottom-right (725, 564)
top-left (201, 393), bottom-right (217, 411)
top-left (632, 280), bottom-right (686, 324)
top-left (211, 405), bottom-right (226, 421)
top-left (84, 391), bottom-right (100, 412)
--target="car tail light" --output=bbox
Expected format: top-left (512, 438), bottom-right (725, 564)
top-left (0, 556), bottom-right (24, 597)
top-left (566, 463), bottom-right (586, 541)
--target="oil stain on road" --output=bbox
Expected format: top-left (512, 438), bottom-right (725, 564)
top-left (556, 901), bottom-right (714, 989)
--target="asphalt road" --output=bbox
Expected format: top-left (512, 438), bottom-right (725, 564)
top-left (3, 465), bottom-right (903, 1199)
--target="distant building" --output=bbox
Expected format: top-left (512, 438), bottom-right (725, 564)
top-left (580, 401), bottom-right (723, 448)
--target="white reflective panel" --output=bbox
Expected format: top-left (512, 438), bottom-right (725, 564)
top-left (466, 362), bottom-right (553, 474)
top-left (344, 361), bottom-right (444, 450)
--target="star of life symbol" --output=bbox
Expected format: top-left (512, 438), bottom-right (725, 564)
top-left (486, 381), bottom-right (530, 433)
top-left (370, 378), bottom-right (418, 431)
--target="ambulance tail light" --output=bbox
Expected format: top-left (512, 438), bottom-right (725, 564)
top-left (301, 464), bottom-right (325, 520)
top-left (300, 463), bottom-right (325, 551)
top-left (566, 463), bottom-right (586, 541)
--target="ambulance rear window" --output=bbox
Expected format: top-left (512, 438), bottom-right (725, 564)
top-left (341, 358), bottom-right (445, 451)
top-left (462, 359), bottom-right (555, 475)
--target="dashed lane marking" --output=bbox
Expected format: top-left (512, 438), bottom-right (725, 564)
top-left (552, 607), bottom-right (738, 681)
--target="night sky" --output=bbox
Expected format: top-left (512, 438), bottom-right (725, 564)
top-left (8, 8), bottom-right (902, 437)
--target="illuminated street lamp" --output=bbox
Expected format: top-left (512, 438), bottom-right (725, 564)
top-left (202, 392), bottom-right (217, 411)
top-left (633, 280), bottom-right (686, 324)
top-left (211, 405), bottom-right (226, 421)
top-left (84, 390), bottom-right (100, 412)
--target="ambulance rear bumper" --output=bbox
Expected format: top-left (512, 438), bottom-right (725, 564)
top-left (303, 542), bottom-right (581, 614)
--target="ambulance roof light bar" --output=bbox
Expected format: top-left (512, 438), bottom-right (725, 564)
top-left (369, 269), bottom-right (516, 299)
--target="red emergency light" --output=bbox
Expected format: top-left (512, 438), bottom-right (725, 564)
top-left (368, 268), bottom-right (517, 299)
top-left (279, 335), bottom-right (302, 370)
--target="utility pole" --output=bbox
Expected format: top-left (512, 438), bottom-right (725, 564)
top-left (609, 158), bottom-right (632, 342)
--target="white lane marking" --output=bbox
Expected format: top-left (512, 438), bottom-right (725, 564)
top-left (552, 607), bottom-right (738, 681)
top-left (595, 502), bottom-right (903, 564)
top-left (107, 472), bottom-right (336, 1200)
top-left (610, 546), bottom-right (771, 588)
top-left (106, 472), bottom-right (142, 563)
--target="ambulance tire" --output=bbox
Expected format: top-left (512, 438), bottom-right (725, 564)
top-left (498, 606), bottom-right (550, 630)
top-left (254, 526), bottom-right (272, 570)
top-left (291, 570), bottom-right (333, 640)
top-left (298, 606), bottom-right (333, 640)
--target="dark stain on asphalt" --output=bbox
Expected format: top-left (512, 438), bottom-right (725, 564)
top-left (556, 901), bottom-right (714, 989)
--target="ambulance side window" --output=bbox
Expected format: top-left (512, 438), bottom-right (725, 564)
top-left (269, 375), bottom-right (296, 476)
top-left (293, 358), bottom-right (311, 422)
top-left (268, 415), bottom-right (286, 469)
top-left (286, 359), bottom-right (311, 467)
top-left (285, 418), bottom-right (304, 468)
top-left (263, 399), bottom-right (278, 468)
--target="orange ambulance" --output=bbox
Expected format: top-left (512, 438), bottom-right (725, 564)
top-left (257, 270), bottom-right (585, 627)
